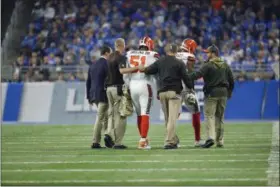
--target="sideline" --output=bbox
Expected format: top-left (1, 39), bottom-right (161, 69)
top-left (267, 122), bottom-right (279, 186)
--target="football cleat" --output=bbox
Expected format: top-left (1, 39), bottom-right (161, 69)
top-left (138, 138), bottom-right (151, 149)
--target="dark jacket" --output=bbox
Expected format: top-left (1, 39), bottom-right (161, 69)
top-left (189, 57), bottom-right (235, 97)
top-left (106, 51), bottom-right (126, 87)
top-left (144, 55), bottom-right (193, 94)
top-left (86, 57), bottom-right (108, 103)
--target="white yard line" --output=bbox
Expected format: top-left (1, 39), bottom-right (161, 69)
top-left (267, 122), bottom-right (279, 186)
top-left (1, 132), bottom-right (272, 138)
top-left (0, 144), bottom-right (271, 149)
top-left (1, 135), bottom-right (271, 139)
top-left (1, 168), bottom-right (266, 172)
top-left (2, 139), bottom-right (270, 144)
top-left (1, 147), bottom-right (269, 153)
top-left (1, 178), bottom-right (267, 184)
top-left (1, 159), bottom-right (266, 165)
top-left (2, 153), bottom-right (268, 158)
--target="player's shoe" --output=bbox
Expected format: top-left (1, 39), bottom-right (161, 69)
top-left (194, 140), bottom-right (205, 147)
top-left (138, 138), bottom-right (151, 149)
top-left (201, 139), bottom-right (214, 148)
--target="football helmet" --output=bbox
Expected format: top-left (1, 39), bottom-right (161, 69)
top-left (185, 92), bottom-right (196, 105)
top-left (180, 38), bottom-right (198, 54)
top-left (139, 36), bottom-right (154, 51)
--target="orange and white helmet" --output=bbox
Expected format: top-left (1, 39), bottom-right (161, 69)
top-left (139, 36), bottom-right (154, 51)
top-left (180, 38), bottom-right (197, 54)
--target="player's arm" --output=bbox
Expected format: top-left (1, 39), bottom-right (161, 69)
top-left (188, 63), bottom-right (209, 80)
top-left (119, 56), bottom-right (138, 74)
top-left (140, 57), bottom-right (160, 75)
top-left (187, 56), bottom-right (196, 72)
top-left (180, 62), bottom-right (193, 89)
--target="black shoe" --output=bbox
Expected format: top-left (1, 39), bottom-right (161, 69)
top-left (113, 145), bottom-right (127, 149)
top-left (104, 134), bottom-right (114, 148)
top-left (91, 143), bottom-right (103, 149)
top-left (216, 144), bottom-right (224, 148)
top-left (164, 144), bottom-right (178, 149)
top-left (201, 139), bottom-right (214, 148)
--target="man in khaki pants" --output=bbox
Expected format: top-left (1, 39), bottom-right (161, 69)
top-left (139, 44), bottom-right (193, 149)
top-left (105, 38), bottom-right (138, 149)
top-left (86, 46), bottom-right (112, 149)
top-left (188, 45), bottom-right (234, 148)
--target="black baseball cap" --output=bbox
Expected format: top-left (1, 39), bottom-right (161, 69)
top-left (203, 44), bottom-right (219, 55)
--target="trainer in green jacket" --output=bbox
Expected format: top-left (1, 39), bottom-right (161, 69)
top-left (188, 44), bottom-right (235, 148)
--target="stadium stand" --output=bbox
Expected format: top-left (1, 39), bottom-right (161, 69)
top-left (1, 0), bottom-right (279, 82)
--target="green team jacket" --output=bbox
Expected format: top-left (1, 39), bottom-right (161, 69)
top-left (188, 57), bottom-right (235, 98)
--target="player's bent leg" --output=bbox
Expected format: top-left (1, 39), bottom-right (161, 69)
top-left (193, 112), bottom-right (204, 147)
top-left (184, 93), bottom-right (203, 147)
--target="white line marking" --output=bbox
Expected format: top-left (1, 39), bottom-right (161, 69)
top-left (2, 153), bottom-right (268, 158)
top-left (1, 178), bottom-right (267, 184)
top-left (2, 139), bottom-right (270, 144)
top-left (1, 168), bottom-right (266, 172)
top-left (267, 122), bottom-right (279, 186)
top-left (1, 159), bottom-right (266, 164)
top-left (1, 134), bottom-right (271, 139)
top-left (0, 143), bottom-right (271, 149)
top-left (1, 147), bottom-right (270, 153)
top-left (1, 132), bottom-right (271, 137)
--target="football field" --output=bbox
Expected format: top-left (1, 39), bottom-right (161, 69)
top-left (1, 123), bottom-right (279, 186)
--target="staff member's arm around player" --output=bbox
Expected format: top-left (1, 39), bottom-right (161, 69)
top-left (126, 36), bottom-right (159, 149)
top-left (105, 38), bottom-right (137, 149)
top-left (139, 44), bottom-right (193, 149)
top-left (188, 44), bottom-right (234, 148)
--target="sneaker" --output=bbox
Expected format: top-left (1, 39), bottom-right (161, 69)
top-left (164, 144), bottom-right (178, 149)
top-left (91, 143), bottom-right (103, 149)
top-left (194, 140), bottom-right (205, 147)
top-left (201, 139), bottom-right (214, 148)
top-left (113, 145), bottom-right (128, 149)
top-left (216, 144), bottom-right (224, 148)
top-left (104, 134), bottom-right (114, 148)
top-left (138, 138), bottom-right (151, 149)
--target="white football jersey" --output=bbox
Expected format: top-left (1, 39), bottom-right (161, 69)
top-left (176, 52), bottom-right (196, 90)
top-left (176, 52), bottom-right (195, 67)
top-left (126, 50), bottom-right (159, 82)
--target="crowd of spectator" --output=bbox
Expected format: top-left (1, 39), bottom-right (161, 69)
top-left (10, 0), bottom-right (279, 82)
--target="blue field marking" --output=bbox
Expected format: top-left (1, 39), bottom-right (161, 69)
top-left (3, 83), bottom-right (24, 122)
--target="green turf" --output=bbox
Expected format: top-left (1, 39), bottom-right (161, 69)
top-left (1, 123), bottom-right (272, 186)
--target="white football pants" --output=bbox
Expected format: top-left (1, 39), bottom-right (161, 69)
top-left (129, 80), bottom-right (153, 116)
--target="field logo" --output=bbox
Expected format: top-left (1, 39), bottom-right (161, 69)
top-left (65, 88), bottom-right (97, 112)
